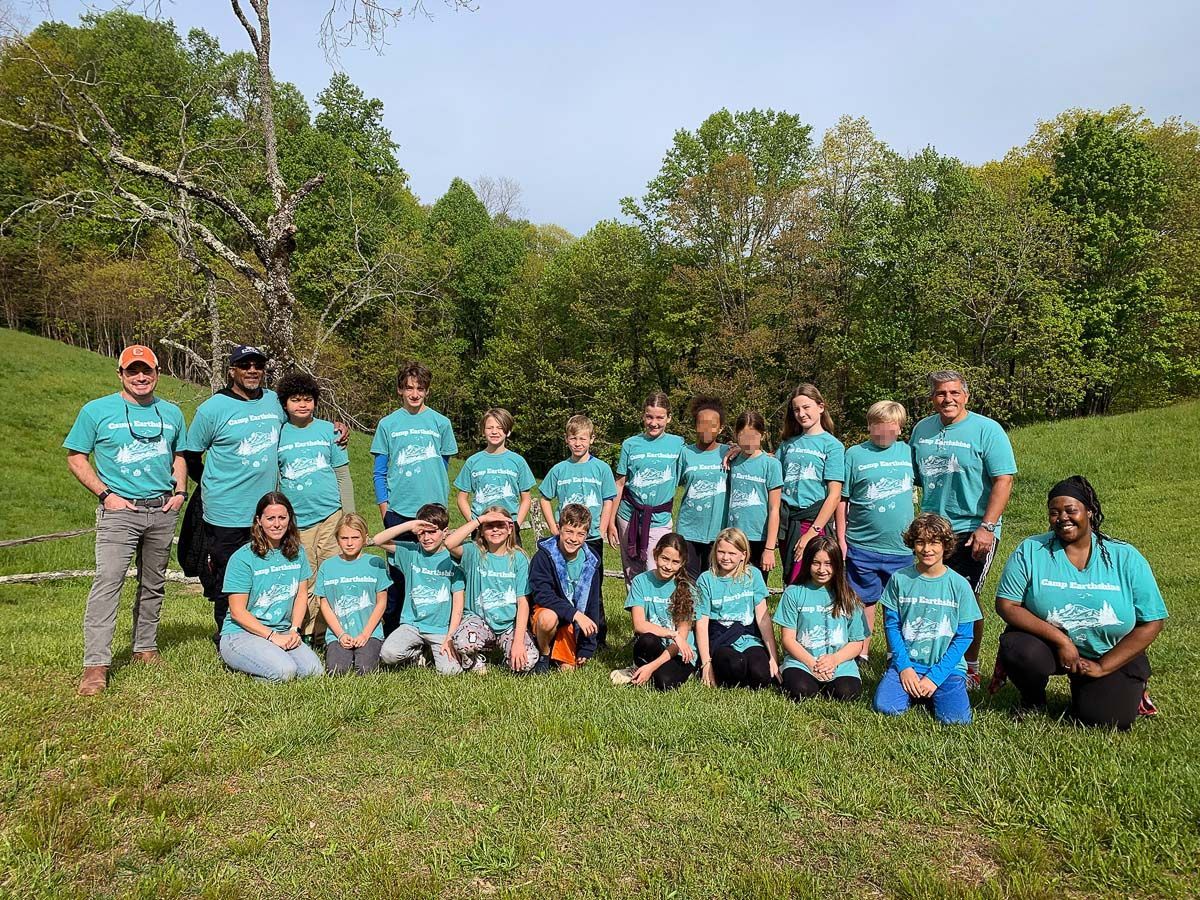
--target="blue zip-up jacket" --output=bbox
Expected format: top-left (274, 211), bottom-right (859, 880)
top-left (528, 537), bottom-right (603, 660)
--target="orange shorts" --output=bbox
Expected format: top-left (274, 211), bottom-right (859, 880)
top-left (532, 605), bottom-right (578, 666)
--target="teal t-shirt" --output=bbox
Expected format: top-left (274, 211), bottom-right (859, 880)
top-left (617, 432), bottom-right (685, 528)
top-left (220, 544), bottom-right (312, 636)
top-left (776, 432), bottom-right (846, 510)
top-left (459, 542), bottom-right (530, 633)
top-left (392, 544), bottom-right (464, 635)
top-left (63, 393), bottom-right (186, 500)
top-left (727, 451), bottom-right (784, 542)
top-left (539, 456), bottom-right (617, 540)
top-left (676, 443), bottom-right (729, 544)
top-left (314, 554), bottom-right (390, 645)
top-left (277, 419), bottom-right (349, 528)
top-left (453, 449), bottom-right (536, 518)
top-left (880, 565), bottom-right (982, 673)
top-left (694, 567), bottom-right (768, 652)
top-left (565, 551), bottom-right (585, 599)
top-left (774, 582), bottom-right (869, 680)
top-left (186, 390), bottom-right (286, 528)
top-left (624, 570), bottom-right (697, 653)
top-left (996, 533), bottom-right (1168, 660)
top-left (910, 411), bottom-right (1017, 535)
top-left (841, 440), bottom-right (916, 555)
top-left (370, 407), bottom-right (458, 517)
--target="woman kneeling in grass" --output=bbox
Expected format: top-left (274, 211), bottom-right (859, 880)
top-left (219, 492), bottom-right (322, 682)
top-left (775, 535), bottom-right (868, 702)
top-left (993, 475), bottom-right (1167, 729)
top-left (695, 527), bottom-right (781, 689)
top-left (616, 533), bottom-right (697, 690)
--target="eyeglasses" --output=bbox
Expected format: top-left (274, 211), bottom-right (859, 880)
top-left (126, 405), bottom-right (164, 443)
top-left (233, 360), bottom-right (265, 371)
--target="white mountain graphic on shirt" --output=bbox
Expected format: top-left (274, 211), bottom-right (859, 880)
top-left (396, 441), bottom-right (438, 468)
top-left (901, 615), bottom-right (955, 643)
top-left (630, 466), bottom-right (674, 490)
top-left (565, 490), bottom-right (601, 509)
top-left (236, 427), bottom-right (278, 458)
top-left (410, 583), bottom-right (450, 611)
top-left (334, 589), bottom-right (374, 618)
top-left (919, 455), bottom-right (963, 479)
top-left (281, 452), bottom-right (329, 481)
top-left (115, 440), bottom-right (168, 465)
top-left (475, 482), bottom-right (516, 505)
top-left (865, 474), bottom-right (913, 502)
top-left (1047, 601), bottom-right (1122, 632)
top-left (785, 461), bottom-right (819, 482)
top-left (799, 623), bottom-right (845, 650)
top-left (477, 587), bottom-right (517, 612)
top-left (729, 488), bottom-right (763, 510)
top-left (251, 579), bottom-right (298, 613)
top-left (686, 480), bottom-right (726, 502)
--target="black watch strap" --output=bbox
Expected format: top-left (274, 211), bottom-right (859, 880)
top-left (98, 489), bottom-right (113, 503)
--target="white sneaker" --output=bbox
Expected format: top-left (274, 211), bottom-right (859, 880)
top-left (470, 657), bottom-right (488, 675)
top-left (610, 667), bottom-right (635, 686)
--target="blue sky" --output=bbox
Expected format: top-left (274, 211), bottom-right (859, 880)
top-left (48, 0), bottom-right (1200, 235)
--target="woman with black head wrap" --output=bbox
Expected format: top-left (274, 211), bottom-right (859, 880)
top-left (991, 476), bottom-right (1167, 729)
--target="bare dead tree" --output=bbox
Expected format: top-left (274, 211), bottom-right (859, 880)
top-left (473, 174), bottom-right (526, 219)
top-left (319, 0), bottom-right (478, 65)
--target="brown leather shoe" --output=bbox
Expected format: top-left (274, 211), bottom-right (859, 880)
top-left (131, 650), bottom-right (162, 665)
top-left (78, 665), bottom-right (108, 696)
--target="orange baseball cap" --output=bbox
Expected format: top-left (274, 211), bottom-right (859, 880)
top-left (118, 345), bottom-right (159, 369)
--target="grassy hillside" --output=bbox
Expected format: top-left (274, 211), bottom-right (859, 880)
top-left (1, 328), bottom-right (1197, 899)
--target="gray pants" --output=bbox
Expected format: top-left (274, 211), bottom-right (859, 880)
top-left (380, 624), bottom-right (463, 675)
top-left (84, 504), bottom-right (178, 666)
top-left (325, 637), bottom-right (384, 675)
top-left (451, 613), bottom-right (539, 672)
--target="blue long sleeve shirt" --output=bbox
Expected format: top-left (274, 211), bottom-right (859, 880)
top-left (372, 453), bottom-right (452, 505)
top-left (883, 608), bottom-right (974, 687)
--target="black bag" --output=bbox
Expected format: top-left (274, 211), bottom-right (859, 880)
top-left (177, 488), bottom-right (207, 578)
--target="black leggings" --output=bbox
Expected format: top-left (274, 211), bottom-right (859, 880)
top-left (748, 539), bottom-right (771, 577)
top-left (781, 668), bottom-right (861, 702)
top-left (712, 644), bottom-right (772, 689)
top-left (998, 630), bottom-right (1151, 731)
top-left (586, 538), bottom-right (608, 647)
top-left (632, 633), bottom-right (695, 691)
top-left (685, 540), bottom-right (712, 580)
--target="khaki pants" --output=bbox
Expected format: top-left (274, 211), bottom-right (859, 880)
top-left (298, 511), bottom-right (341, 637)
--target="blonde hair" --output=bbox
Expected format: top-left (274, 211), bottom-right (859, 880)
top-left (565, 414), bottom-right (595, 438)
top-left (474, 505), bottom-right (520, 559)
top-left (711, 527), bottom-right (752, 581)
top-left (866, 400), bottom-right (907, 427)
top-left (335, 512), bottom-right (370, 555)
top-left (481, 407), bottom-right (515, 436)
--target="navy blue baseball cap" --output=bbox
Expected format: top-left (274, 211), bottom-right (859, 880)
top-left (229, 344), bottom-right (268, 366)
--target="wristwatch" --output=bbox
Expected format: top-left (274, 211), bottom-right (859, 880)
top-left (98, 489), bottom-right (113, 503)
top-left (980, 521), bottom-right (998, 533)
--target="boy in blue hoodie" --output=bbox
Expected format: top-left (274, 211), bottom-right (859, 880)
top-left (528, 504), bottom-right (603, 672)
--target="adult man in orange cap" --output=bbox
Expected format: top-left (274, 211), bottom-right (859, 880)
top-left (64, 345), bottom-right (188, 695)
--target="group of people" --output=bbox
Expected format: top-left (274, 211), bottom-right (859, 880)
top-left (64, 345), bottom-right (1168, 729)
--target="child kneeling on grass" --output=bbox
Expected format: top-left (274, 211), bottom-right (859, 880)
top-left (314, 513), bottom-right (389, 676)
top-left (873, 513), bottom-right (981, 724)
top-left (775, 535), bottom-right (869, 702)
top-left (443, 506), bottom-right (539, 673)
top-left (528, 503), bottom-right (603, 673)
top-left (614, 533), bottom-right (697, 690)
top-left (373, 503), bottom-right (466, 675)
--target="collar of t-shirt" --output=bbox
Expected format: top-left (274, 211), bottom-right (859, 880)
top-left (218, 386), bottom-right (264, 402)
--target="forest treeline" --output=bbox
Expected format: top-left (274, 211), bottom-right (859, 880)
top-left (2, 11), bottom-right (1198, 471)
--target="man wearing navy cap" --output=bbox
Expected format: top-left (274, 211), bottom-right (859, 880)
top-left (64, 345), bottom-right (188, 695)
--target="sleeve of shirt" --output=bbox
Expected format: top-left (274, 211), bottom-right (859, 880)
top-left (955, 579), bottom-right (983, 624)
top-left (184, 403), bottom-right (214, 453)
top-left (1128, 548), bottom-right (1168, 623)
top-left (925, 620), bottom-right (975, 687)
top-left (848, 606), bottom-right (869, 640)
top-left (879, 574), bottom-right (901, 612)
top-left (995, 541), bottom-right (1032, 604)
top-left (539, 466), bottom-right (559, 500)
top-left (840, 452), bottom-right (853, 499)
top-left (371, 556), bottom-right (392, 592)
top-left (62, 405), bottom-right (98, 453)
top-left (910, 438), bottom-right (923, 488)
top-left (624, 577), bottom-right (646, 611)
top-left (982, 420), bottom-right (1018, 477)
top-left (824, 438), bottom-right (846, 483)
top-left (298, 552), bottom-right (313, 582)
top-left (515, 552), bottom-right (530, 598)
top-left (768, 458), bottom-right (787, 494)
top-left (616, 440), bottom-right (630, 478)
top-left (883, 607), bottom-right (914, 672)
top-left (452, 457), bottom-right (473, 492)
top-left (517, 456), bottom-right (536, 492)
top-left (773, 588), bottom-right (798, 629)
top-left (450, 561), bottom-right (466, 594)
top-left (390, 543), bottom-right (414, 574)
top-left (600, 461), bottom-right (617, 498)
top-left (330, 424), bottom-right (350, 468)
top-left (750, 566), bottom-right (768, 600)
top-left (221, 549), bottom-right (253, 595)
top-left (167, 406), bottom-right (187, 454)
top-left (693, 575), bottom-right (711, 620)
top-left (439, 415), bottom-right (458, 456)
top-left (312, 561), bottom-right (330, 598)
top-left (369, 421), bottom-right (389, 457)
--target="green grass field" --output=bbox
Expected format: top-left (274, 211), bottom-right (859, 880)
top-left (0, 328), bottom-right (1197, 899)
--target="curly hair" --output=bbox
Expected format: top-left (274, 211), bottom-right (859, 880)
top-left (902, 513), bottom-right (957, 557)
top-left (653, 532), bottom-right (695, 624)
top-left (276, 370), bottom-right (321, 408)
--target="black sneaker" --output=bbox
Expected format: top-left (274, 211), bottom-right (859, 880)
top-left (531, 654), bottom-right (551, 675)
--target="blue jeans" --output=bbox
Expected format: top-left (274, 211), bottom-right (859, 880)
top-left (219, 631), bottom-right (324, 683)
top-left (845, 545), bottom-right (911, 605)
top-left (874, 666), bottom-right (971, 724)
